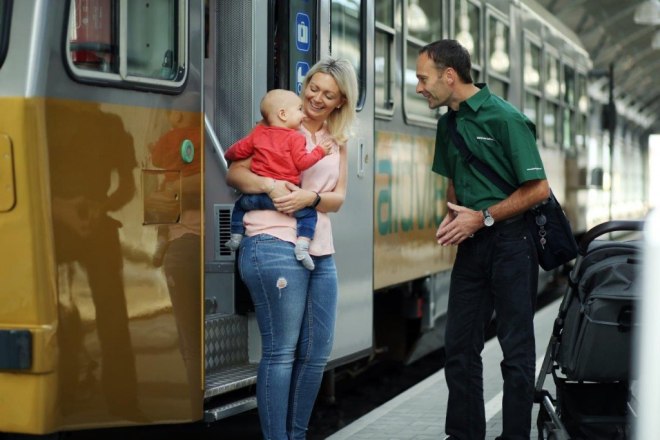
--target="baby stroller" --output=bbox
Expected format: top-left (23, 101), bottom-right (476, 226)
top-left (535, 220), bottom-right (644, 440)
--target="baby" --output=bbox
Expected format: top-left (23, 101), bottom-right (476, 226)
top-left (224, 89), bottom-right (334, 270)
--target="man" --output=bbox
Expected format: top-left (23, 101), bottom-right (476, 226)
top-left (416, 39), bottom-right (549, 440)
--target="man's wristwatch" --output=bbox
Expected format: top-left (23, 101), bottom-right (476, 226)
top-left (482, 209), bottom-right (495, 227)
top-left (311, 192), bottom-right (321, 208)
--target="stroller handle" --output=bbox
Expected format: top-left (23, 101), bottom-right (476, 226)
top-left (578, 220), bottom-right (645, 255)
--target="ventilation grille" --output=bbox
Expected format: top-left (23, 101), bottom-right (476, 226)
top-left (214, 204), bottom-right (233, 260)
top-left (215, 0), bottom-right (254, 147)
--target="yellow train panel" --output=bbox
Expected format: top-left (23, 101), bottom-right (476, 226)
top-left (374, 130), bottom-right (456, 290)
top-left (0, 97), bottom-right (203, 433)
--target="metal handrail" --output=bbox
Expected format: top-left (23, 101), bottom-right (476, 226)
top-left (205, 114), bottom-right (228, 171)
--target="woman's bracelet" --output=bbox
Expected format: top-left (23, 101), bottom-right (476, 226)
top-left (310, 191), bottom-right (321, 208)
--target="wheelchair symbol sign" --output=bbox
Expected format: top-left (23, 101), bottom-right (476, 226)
top-left (296, 62), bottom-right (310, 94)
top-left (296, 13), bottom-right (310, 52)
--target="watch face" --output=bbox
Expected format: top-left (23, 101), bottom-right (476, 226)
top-left (483, 210), bottom-right (494, 227)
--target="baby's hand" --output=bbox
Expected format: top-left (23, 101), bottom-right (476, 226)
top-left (319, 138), bottom-right (336, 156)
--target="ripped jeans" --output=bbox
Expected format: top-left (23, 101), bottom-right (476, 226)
top-left (238, 234), bottom-right (338, 440)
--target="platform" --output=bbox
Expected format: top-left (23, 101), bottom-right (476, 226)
top-left (327, 297), bottom-right (560, 440)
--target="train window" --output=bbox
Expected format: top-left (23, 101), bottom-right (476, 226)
top-left (543, 52), bottom-right (561, 147)
top-left (406, 0), bottom-right (442, 43)
top-left (487, 15), bottom-right (509, 99)
top-left (375, 0), bottom-right (394, 27)
top-left (331, 0), bottom-right (363, 106)
top-left (489, 79), bottom-right (507, 100)
top-left (0, 0), bottom-right (10, 69)
top-left (576, 73), bottom-right (588, 149)
top-left (564, 65), bottom-right (575, 107)
top-left (523, 38), bottom-right (542, 137)
top-left (524, 93), bottom-right (541, 137)
top-left (66, 0), bottom-right (187, 88)
top-left (405, 41), bottom-right (438, 121)
top-left (523, 39), bottom-right (541, 90)
top-left (454, 0), bottom-right (481, 68)
top-left (127, 0), bottom-right (181, 80)
top-left (487, 18), bottom-right (509, 76)
top-left (403, 0), bottom-right (443, 124)
top-left (374, 16), bottom-right (395, 115)
top-left (563, 65), bottom-right (576, 150)
top-left (543, 100), bottom-right (560, 147)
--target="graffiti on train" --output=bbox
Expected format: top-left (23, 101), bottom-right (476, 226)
top-left (373, 131), bottom-right (455, 290)
top-left (375, 131), bottom-right (447, 236)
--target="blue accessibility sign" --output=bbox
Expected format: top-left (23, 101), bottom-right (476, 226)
top-left (295, 13), bottom-right (311, 52)
top-left (295, 61), bottom-right (310, 94)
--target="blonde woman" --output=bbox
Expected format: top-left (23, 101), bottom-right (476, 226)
top-left (226, 58), bottom-right (358, 440)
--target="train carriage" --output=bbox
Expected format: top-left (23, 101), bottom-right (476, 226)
top-left (0, 0), bottom-right (650, 436)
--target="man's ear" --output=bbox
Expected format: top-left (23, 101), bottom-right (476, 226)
top-left (445, 68), bottom-right (455, 86)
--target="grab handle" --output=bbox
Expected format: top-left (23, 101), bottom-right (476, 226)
top-left (205, 114), bottom-right (228, 172)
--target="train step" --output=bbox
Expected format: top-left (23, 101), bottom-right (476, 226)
top-left (204, 363), bottom-right (258, 399)
top-left (204, 395), bottom-right (258, 423)
top-left (205, 313), bottom-right (250, 372)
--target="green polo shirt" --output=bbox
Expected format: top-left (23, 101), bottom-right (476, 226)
top-left (432, 84), bottom-right (546, 211)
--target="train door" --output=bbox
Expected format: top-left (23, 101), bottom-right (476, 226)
top-left (317, 0), bottom-right (374, 363)
top-left (202, 0), bottom-right (267, 418)
top-left (54, 0), bottom-right (206, 428)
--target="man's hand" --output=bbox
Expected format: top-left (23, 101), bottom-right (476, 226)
top-left (435, 202), bottom-right (483, 246)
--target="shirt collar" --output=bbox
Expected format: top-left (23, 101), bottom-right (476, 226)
top-left (458, 83), bottom-right (490, 113)
top-left (300, 122), bottom-right (328, 138)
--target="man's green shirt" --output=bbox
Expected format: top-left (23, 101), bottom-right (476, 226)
top-left (432, 84), bottom-right (546, 211)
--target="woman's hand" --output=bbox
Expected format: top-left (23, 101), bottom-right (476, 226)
top-left (268, 180), bottom-right (290, 199)
top-left (273, 182), bottom-right (317, 214)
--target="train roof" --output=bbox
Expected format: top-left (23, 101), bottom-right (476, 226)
top-left (534, 0), bottom-right (660, 133)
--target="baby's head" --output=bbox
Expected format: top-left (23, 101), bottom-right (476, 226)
top-left (260, 89), bottom-right (306, 129)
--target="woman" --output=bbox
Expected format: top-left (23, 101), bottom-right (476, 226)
top-left (226, 58), bottom-right (358, 440)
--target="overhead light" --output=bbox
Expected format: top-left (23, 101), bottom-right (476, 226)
top-left (523, 43), bottom-right (539, 86)
top-left (634, 0), bottom-right (660, 25)
top-left (456, 0), bottom-right (474, 54)
top-left (489, 21), bottom-right (509, 73)
top-left (545, 62), bottom-right (560, 97)
top-left (408, 0), bottom-right (429, 33)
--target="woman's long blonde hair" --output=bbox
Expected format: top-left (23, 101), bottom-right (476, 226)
top-left (301, 58), bottom-right (358, 145)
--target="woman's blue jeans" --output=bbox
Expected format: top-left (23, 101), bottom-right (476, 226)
top-left (238, 234), bottom-right (338, 440)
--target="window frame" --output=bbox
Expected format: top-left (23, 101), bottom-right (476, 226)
top-left (64, 0), bottom-right (189, 91)
top-left (0, 0), bottom-right (12, 70)
top-left (374, 0), bottom-right (395, 118)
top-left (484, 7), bottom-right (510, 98)
top-left (562, 60), bottom-right (577, 151)
top-left (402, 0), bottom-right (446, 128)
top-left (542, 46), bottom-right (562, 148)
top-left (330, 0), bottom-right (366, 111)
top-left (451, 0), bottom-right (482, 79)
top-left (575, 69), bottom-right (589, 150)
top-left (522, 32), bottom-right (542, 138)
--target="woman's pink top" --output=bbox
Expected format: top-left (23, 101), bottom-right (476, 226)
top-left (243, 125), bottom-right (340, 256)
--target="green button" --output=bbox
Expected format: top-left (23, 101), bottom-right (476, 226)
top-left (180, 139), bottom-right (195, 164)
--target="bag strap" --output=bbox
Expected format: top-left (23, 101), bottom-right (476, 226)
top-left (446, 111), bottom-right (517, 196)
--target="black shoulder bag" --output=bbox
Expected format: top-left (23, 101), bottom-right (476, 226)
top-left (446, 111), bottom-right (578, 271)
